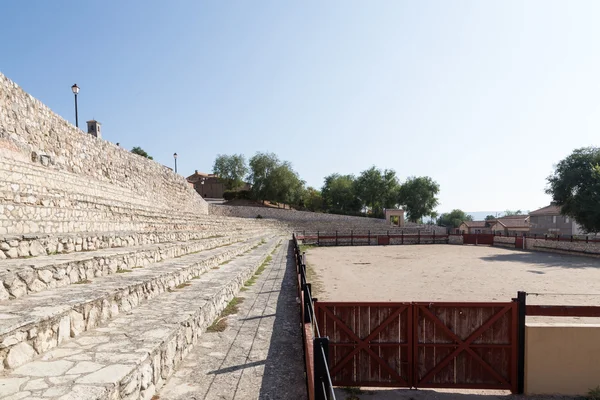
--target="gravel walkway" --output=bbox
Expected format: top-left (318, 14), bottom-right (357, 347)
top-left (158, 240), bottom-right (307, 400)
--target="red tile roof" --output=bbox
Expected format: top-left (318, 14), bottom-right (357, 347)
top-left (529, 204), bottom-right (561, 216)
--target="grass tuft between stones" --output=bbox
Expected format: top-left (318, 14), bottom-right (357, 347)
top-left (116, 269), bottom-right (133, 274)
top-left (74, 279), bottom-right (92, 284)
top-left (206, 297), bottom-right (245, 332)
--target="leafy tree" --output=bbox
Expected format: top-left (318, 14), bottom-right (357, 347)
top-left (131, 146), bottom-right (153, 160)
top-left (270, 162), bottom-right (304, 207)
top-left (303, 187), bottom-right (324, 212)
top-left (397, 176), bottom-right (440, 223)
top-left (354, 166), bottom-right (400, 218)
top-left (321, 174), bottom-right (362, 215)
top-left (546, 147), bottom-right (600, 233)
top-left (248, 152), bottom-right (304, 207)
top-left (438, 209), bottom-right (473, 228)
top-left (485, 215), bottom-right (496, 221)
top-left (212, 154), bottom-right (248, 190)
top-left (248, 152), bottom-right (280, 203)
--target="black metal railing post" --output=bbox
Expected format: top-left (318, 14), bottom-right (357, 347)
top-left (317, 231), bottom-right (320, 246)
top-left (314, 337), bottom-right (331, 400)
top-left (516, 291), bottom-right (526, 394)
top-left (351, 230), bottom-right (353, 246)
top-left (368, 230), bottom-right (370, 246)
top-left (418, 230), bottom-right (421, 244)
top-left (335, 230), bottom-right (338, 246)
top-left (303, 283), bottom-right (312, 323)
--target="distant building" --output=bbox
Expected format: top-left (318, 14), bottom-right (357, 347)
top-left (458, 220), bottom-right (492, 234)
top-left (186, 170), bottom-right (251, 199)
top-left (86, 120), bottom-right (101, 138)
top-left (488, 215), bottom-right (531, 235)
top-left (459, 215), bottom-right (531, 235)
top-left (529, 204), bottom-right (584, 236)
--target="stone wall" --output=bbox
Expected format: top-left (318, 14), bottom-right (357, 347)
top-left (493, 236), bottom-right (516, 249)
top-left (525, 237), bottom-right (600, 257)
top-left (448, 234), bottom-right (463, 245)
top-left (0, 72), bottom-right (207, 215)
top-left (210, 204), bottom-right (447, 233)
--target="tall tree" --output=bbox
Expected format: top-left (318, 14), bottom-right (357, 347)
top-left (485, 215), bottom-right (496, 221)
top-left (354, 166), bottom-right (400, 217)
top-left (248, 152), bottom-right (280, 203)
top-left (131, 146), bottom-right (153, 160)
top-left (438, 209), bottom-right (473, 228)
top-left (397, 176), bottom-right (440, 222)
top-left (546, 147), bottom-right (600, 233)
top-left (303, 187), bottom-right (324, 212)
top-left (321, 174), bottom-right (362, 215)
top-left (212, 154), bottom-right (248, 190)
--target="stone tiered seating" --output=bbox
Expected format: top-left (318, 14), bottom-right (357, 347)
top-left (0, 162), bottom-right (285, 398)
top-left (0, 71), bottom-right (290, 399)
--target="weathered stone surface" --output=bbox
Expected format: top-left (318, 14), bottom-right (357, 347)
top-left (65, 361), bottom-right (103, 375)
top-left (5, 342), bottom-right (36, 369)
top-left (75, 364), bottom-right (131, 384)
top-left (70, 311), bottom-right (84, 337)
top-left (57, 316), bottom-right (70, 344)
top-left (12, 360), bottom-right (73, 377)
top-left (23, 378), bottom-right (48, 390)
top-left (0, 282), bottom-right (10, 301)
top-left (0, 377), bottom-right (28, 397)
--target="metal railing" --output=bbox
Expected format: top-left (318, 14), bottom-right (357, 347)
top-left (293, 234), bottom-right (336, 400)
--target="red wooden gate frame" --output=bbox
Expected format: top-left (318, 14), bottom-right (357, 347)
top-left (316, 302), bottom-right (412, 387)
top-left (413, 302), bottom-right (518, 392)
top-left (316, 302), bottom-right (518, 393)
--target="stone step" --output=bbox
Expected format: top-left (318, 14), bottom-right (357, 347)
top-left (0, 236), bottom-right (281, 399)
top-left (0, 159), bottom-right (195, 214)
top-left (0, 203), bottom-right (282, 236)
top-left (0, 236), bottom-right (273, 372)
top-left (0, 232), bottom-right (263, 299)
top-left (0, 225), bottom-right (273, 259)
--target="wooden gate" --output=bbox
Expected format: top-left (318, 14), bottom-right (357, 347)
top-left (463, 234), bottom-right (494, 245)
top-left (377, 236), bottom-right (390, 245)
top-left (315, 302), bottom-right (518, 393)
top-left (515, 237), bottom-right (524, 249)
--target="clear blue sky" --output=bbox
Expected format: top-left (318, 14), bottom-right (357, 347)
top-left (2, 1), bottom-right (599, 213)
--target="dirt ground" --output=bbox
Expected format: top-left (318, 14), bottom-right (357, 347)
top-left (306, 244), bottom-right (600, 307)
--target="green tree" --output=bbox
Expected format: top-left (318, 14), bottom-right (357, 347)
top-left (546, 147), bottom-right (600, 233)
top-left (321, 174), bottom-right (362, 215)
top-left (438, 209), bottom-right (473, 228)
top-left (485, 215), bottom-right (496, 221)
top-left (354, 166), bottom-right (400, 218)
top-left (131, 146), bottom-right (153, 160)
top-left (397, 176), bottom-right (440, 222)
top-left (303, 187), bottom-right (324, 212)
top-left (248, 152), bottom-right (280, 203)
top-left (248, 152), bottom-right (304, 207)
top-left (212, 154), bottom-right (248, 190)
top-left (270, 162), bottom-right (304, 208)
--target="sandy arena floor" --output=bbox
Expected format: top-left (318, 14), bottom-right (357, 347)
top-left (306, 244), bottom-right (600, 307)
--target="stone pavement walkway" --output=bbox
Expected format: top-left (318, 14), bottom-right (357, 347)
top-left (158, 240), bottom-right (307, 400)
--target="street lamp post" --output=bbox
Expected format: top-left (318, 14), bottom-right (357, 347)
top-left (173, 153), bottom-right (178, 173)
top-left (71, 84), bottom-right (80, 128)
